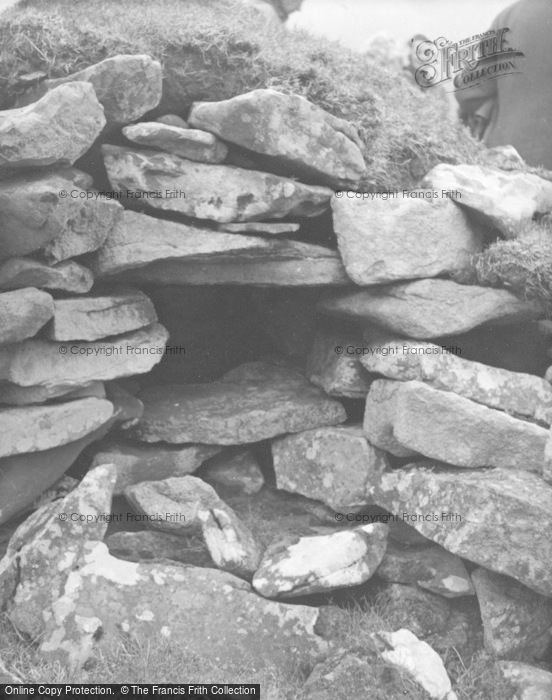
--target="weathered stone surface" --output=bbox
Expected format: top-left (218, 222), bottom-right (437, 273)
top-left (0, 398), bottom-right (113, 458)
top-left (0, 82), bottom-right (105, 169)
top-left (0, 288), bottom-right (53, 345)
top-left (371, 464), bottom-right (552, 596)
top-left (471, 568), bottom-right (552, 661)
top-left (217, 222), bottom-right (300, 236)
top-left (497, 661), bottom-right (552, 700)
top-left (0, 169), bottom-right (122, 262)
top-left (390, 381), bottom-right (548, 472)
top-left (102, 145), bottom-right (332, 222)
top-left (91, 442), bottom-right (221, 495)
top-left (0, 380), bottom-right (105, 406)
top-left (360, 336), bottom-right (552, 425)
top-left (378, 584), bottom-right (454, 639)
top-left (372, 629), bottom-right (456, 700)
top-left (302, 648), bottom-right (380, 700)
top-left (318, 279), bottom-right (542, 338)
top-left (201, 448), bottom-right (264, 495)
top-left (105, 530), bottom-right (213, 568)
top-left (19, 55), bottom-right (162, 126)
top-left (0, 323), bottom-right (169, 387)
top-left (189, 89), bottom-right (365, 188)
top-left (332, 194), bottom-right (482, 285)
top-left (545, 431), bottom-right (552, 483)
top-left (307, 327), bottom-right (373, 398)
top-left (363, 380), bottom-right (418, 458)
top-left (0, 258), bottom-right (94, 294)
top-left (156, 114), bottom-right (188, 128)
top-left (252, 523), bottom-right (388, 598)
top-left (123, 122), bottom-right (228, 163)
top-left (0, 465), bottom-right (327, 671)
top-left (377, 542), bottom-right (474, 598)
top-left (423, 163), bottom-right (552, 238)
top-left (47, 289), bottom-right (157, 341)
top-left (129, 363), bottom-right (346, 445)
top-left (272, 425), bottom-right (388, 510)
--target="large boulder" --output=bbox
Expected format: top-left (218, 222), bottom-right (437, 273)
top-left (102, 145), bottom-right (332, 222)
top-left (371, 464), bottom-right (552, 596)
top-left (0, 465), bottom-right (328, 672)
top-left (18, 55), bottom-right (162, 126)
top-left (188, 89), bottom-right (365, 188)
top-left (0, 288), bottom-right (54, 345)
top-left (0, 82), bottom-right (105, 169)
top-left (122, 122), bottom-right (228, 163)
top-left (129, 363), bottom-right (346, 445)
top-left (423, 163), bottom-right (552, 238)
top-left (272, 425), bottom-right (389, 510)
top-left (318, 280), bottom-right (542, 338)
top-left (0, 258), bottom-right (94, 294)
top-left (332, 194), bottom-right (482, 285)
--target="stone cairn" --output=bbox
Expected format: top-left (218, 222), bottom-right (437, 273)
top-left (1, 53), bottom-right (552, 699)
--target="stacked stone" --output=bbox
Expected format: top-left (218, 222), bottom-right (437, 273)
top-left (1, 51), bottom-right (552, 697)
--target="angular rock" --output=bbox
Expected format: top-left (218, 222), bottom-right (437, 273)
top-left (0, 380), bottom-right (105, 406)
top-left (318, 280), bottom-right (543, 338)
top-left (0, 323), bottom-right (169, 387)
top-left (217, 222), bottom-right (300, 236)
top-left (363, 380), bottom-right (418, 458)
top-left (0, 258), bottom-right (94, 294)
top-left (0, 398), bottom-right (113, 458)
top-left (201, 448), bottom-right (265, 495)
top-left (390, 381), bottom-right (548, 472)
top-left (129, 363), bottom-right (346, 445)
top-left (252, 523), bottom-right (388, 598)
top-left (47, 289), bottom-right (157, 341)
top-left (371, 464), bottom-right (552, 596)
top-left (361, 335), bottom-right (552, 425)
top-left (332, 194), bottom-right (483, 285)
top-left (372, 629), bottom-right (457, 700)
top-left (123, 122), bottom-right (228, 163)
top-left (91, 442), bottom-right (221, 495)
top-left (471, 568), bottom-right (552, 660)
top-left (18, 55), bottom-right (162, 126)
top-left (0, 288), bottom-right (53, 345)
top-left (272, 425), bottom-right (388, 510)
top-left (423, 163), bottom-right (552, 238)
top-left (0, 82), bottom-right (105, 169)
top-left (497, 661), bottom-right (552, 700)
top-left (307, 327), bottom-right (373, 398)
top-left (102, 145), bottom-right (332, 222)
top-left (156, 114), bottom-right (188, 128)
top-left (105, 530), bottom-right (213, 568)
top-left (0, 465), bottom-right (327, 671)
top-left (377, 542), bottom-right (474, 598)
top-left (188, 89), bottom-right (365, 188)
top-left (0, 169), bottom-right (122, 262)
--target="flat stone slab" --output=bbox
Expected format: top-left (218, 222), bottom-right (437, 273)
top-left (217, 222), bottom-right (300, 236)
top-left (0, 82), bottom-right (105, 169)
top-left (0, 397), bottom-right (113, 458)
top-left (376, 541), bottom-right (474, 598)
top-left (389, 381), bottom-right (548, 472)
top-left (371, 464), bottom-right (552, 596)
top-left (363, 380), bottom-right (419, 458)
top-left (19, 55), bottom-right (162, 126)
top-left (332, 194), bottom-right (482, 285)
top-left (472, 568), bottom-right (552, 660)
top-left (252, 523), bottom-right (388, 598)
top-left (0, 258), bottom-right (94, 294)
top-left (423, 163), bottom-right (552, 238)
top-left (129, 363), bottom-right (346, 445)
top-left (105, 530), bottom-right (213, 568)
top-left (123, 122), bottom-right (228, 163)
top-left (91, 442), bottom-right (220, 495)
top-left (102, 145), bottom-right (332, 222)
top-left (0, 168), bottom-right (122, 262)
top-left (47, 289), bottom-right (157, 341)
top-left (272, 425), bottom-right (389, 510)
top-left (189, 88), bottom-right (365, 188)
top-left (0, 288), bottom-right (54, 345)
top-left (0, 380), bottom-right (105, 406)
top-left (360, 335), bottom-right (552, 425)
top-left (0, 464), bottom-right (328, 672)
top-left (0, 323), bottom-right (169, 388)
top-left (318, 279), bottom-right (542, 338)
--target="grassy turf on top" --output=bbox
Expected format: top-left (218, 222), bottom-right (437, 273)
top-left (0, 0), bottom-right (482, 190)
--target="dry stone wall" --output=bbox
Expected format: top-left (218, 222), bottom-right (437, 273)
top-left (0, 51), bottom-right (552, 696)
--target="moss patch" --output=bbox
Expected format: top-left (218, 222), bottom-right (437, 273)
top-left (0, 0), bottom-right (482, 189)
